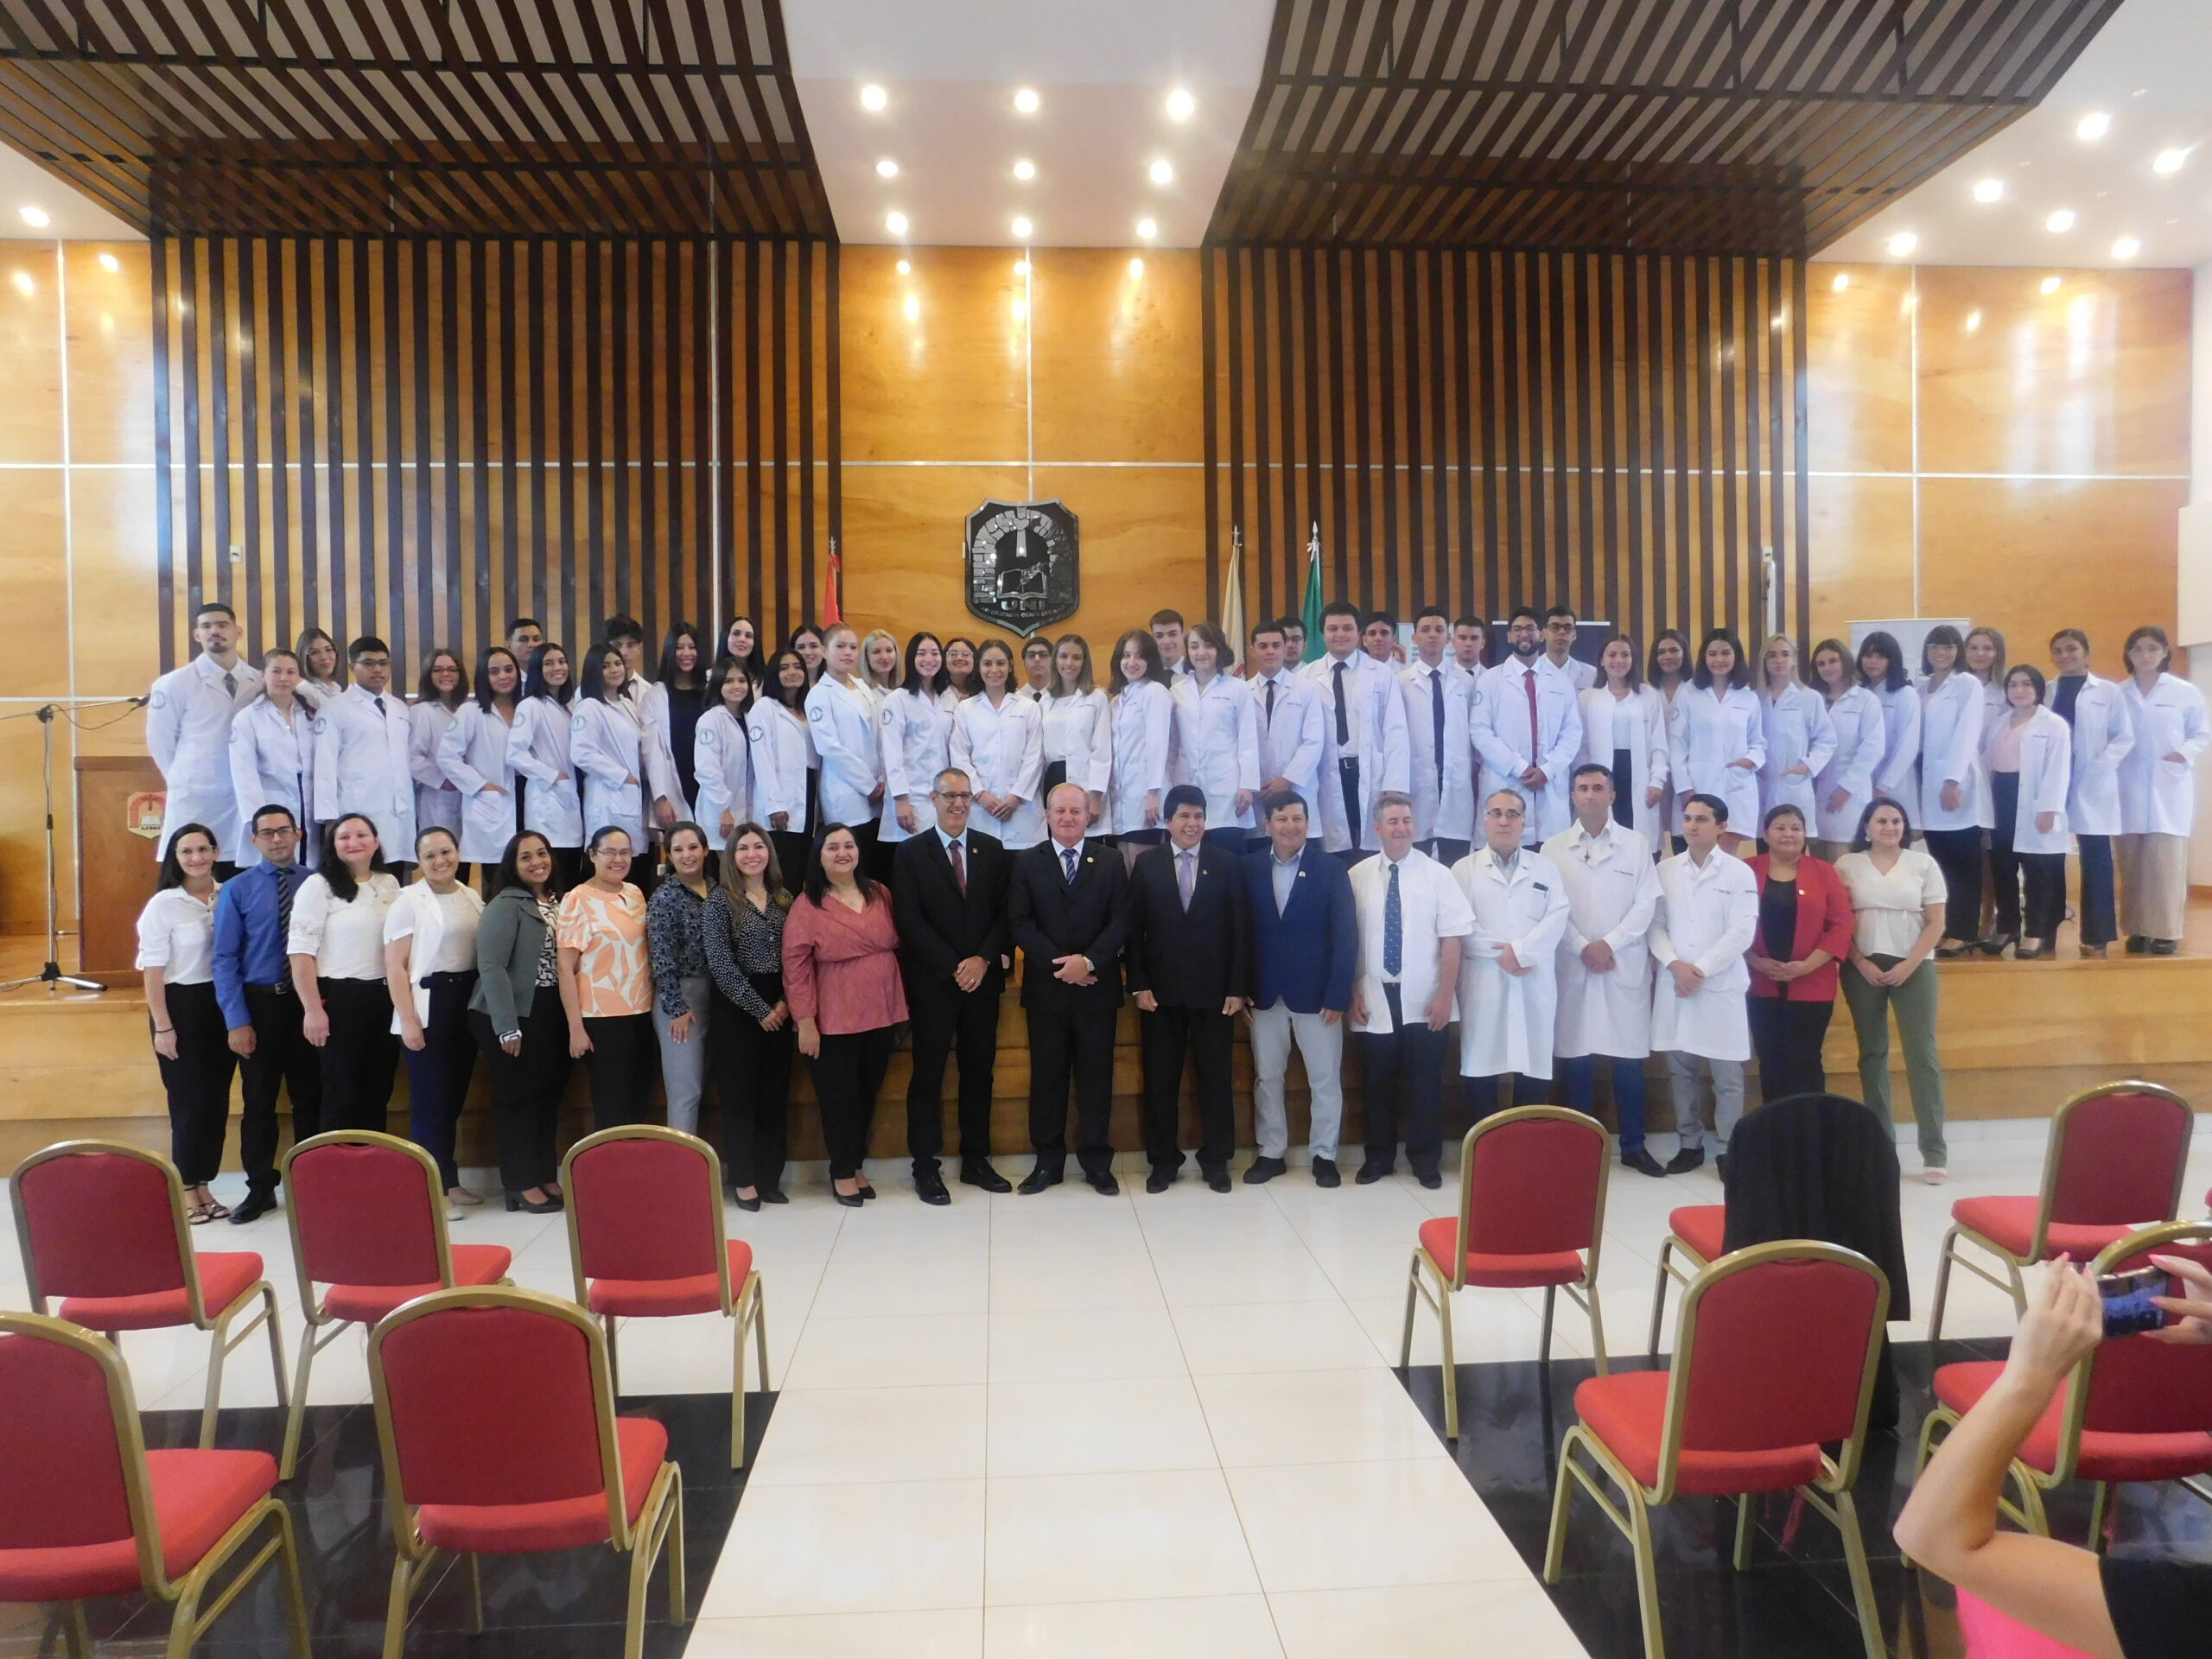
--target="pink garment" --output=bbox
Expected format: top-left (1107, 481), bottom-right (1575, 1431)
top-left (780, 883), bottom-right (908, 1033)
top-left (1956, 1591), bottom-right (2100, 1659)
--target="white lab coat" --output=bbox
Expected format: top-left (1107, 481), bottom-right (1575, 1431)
top-left (1980, 708), bottom-right (2074, 855)
top-left (1251, 669), bottom-right (1326, 817)
top-left (1576, 683), bottom-right (1669, 844)
top-left (436, 702), bottom-right (519, 865)
top-left (953, 691), bottom-right (1046, 849)
top-left (1656, 682), bottom-right (1688, 835)
top-left (382, 880), bottom-right (485, 1033)
top-left (1401, 659), bottom-right (1478, 843)
top-left (569, 696), bottom-right (647, 846)
top-left (630, 678), bottom-right (688, 820)
top-left (1758, 683), bottom-right (1838, 827)
top-left (2118, 673), bottom-right (2210, 837)
top-left (1916, 673), bottom-right (1984, 832)
top-left (1669, 683), bottom-right (1765, 835)
top-left (1041, 689), bottom-right (1113, 804)
top-left (1107, 679), bottom-right (1176, 836)
top-left (1452, 846), bottom-right (1570, 1079)
top-left (1347, 849), bottom-right (1474, 1034)
top-left (506, 695), bottom-right (584, 849)
top-left (1867, 680), bottom-right (1923, 821)
top-left (806, 676), bottom-right (883, 829)
top-left (1548, 655), bottom-right (1599, 692)
top-left (746, 701), bottom-right (812, 829)
top-left (2048, 674), bottom-right (2133, 837)
top-left (313, 686), bottom-right (416, 854)
top-left (1472, 658), bottom-right (1583, 843)
top-left (410, 702), bottom-right (465, 841)
top-left (227, 695), bottom-right (316, 868)
top-left (1305, 652), bottom-right (1413, 852)
top-left (1173, 673), bottom-right (1262, 831)
top-left (1811, 686), bottom-right (1883, 846)
top-left (148, 653), bottom-right (263, 859)
top-left (1542, 821), bottom-right (1660, 1059)
top-left (878, 688), bottom-right (953, 842)
top-left (693, 704), bottom-right (753, 843)
top-left (1648, 847), bottom-right (1758, 1062)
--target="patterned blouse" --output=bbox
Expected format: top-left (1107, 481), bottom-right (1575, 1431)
top-left (533, 897), bottom-right (561, 988)
top-left (702, 889), bottom-right (786, 1024)
top-left (554, 881), bottom-right (652, 1018)
top-left (645, 877), bottom-right (713, 1018)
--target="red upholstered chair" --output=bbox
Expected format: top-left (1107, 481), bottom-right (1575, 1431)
top-left (1916, 1221), bottom-right (2212, 1552)
top-left (561, 1126), bottom-right (769, 1469)
top-left (277, 1131), bottom-right (512, 1479)
top-left (1398, 1106), bottom-right (1610, 1439)
top-left (10, 1140), bottom-right (286, 1450)
top-left (0, 1311), bottom-right (309, 1659)
top-left (1929, 1081), bottom-right (2193, 1341)
top-left (1546, 1242), bottom-right (1891, 1659)
top-left (1645, 1203), bottom-right (1726, 1357)
top-left (367, 1287), bottom-right (683, 1659)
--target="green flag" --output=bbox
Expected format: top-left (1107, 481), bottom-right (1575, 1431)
top-left (1298, 524), bottom-right (1323, 664)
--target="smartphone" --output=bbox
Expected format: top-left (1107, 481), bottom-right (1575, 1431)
top-left (2098, 1266), bottom-right (2176, 1338)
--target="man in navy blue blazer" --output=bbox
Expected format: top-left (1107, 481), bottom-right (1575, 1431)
top-left (1242, 789), bottom-right (1357, 1186)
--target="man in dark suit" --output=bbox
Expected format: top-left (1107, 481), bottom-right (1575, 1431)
top-left (1241, 789), bottom-right (1358, 1187)
top-left (1007, 781), bottom-right (1129, 1194)
top-left (1126, 785), bottom-right (1251, 1193)
top-left (892, 766), bottom-right (1014, 1205)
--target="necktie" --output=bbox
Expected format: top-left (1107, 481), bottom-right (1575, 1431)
top-left (1522, 667), bottom-right (1539, 757)
top-left (1265, 677), bottom-right (1277, 723)
top-left (223, 670), bottom-right (238, 698)
top-left (1332, 661), bottom-right (1350, 746)
top-left (1178, 849), bottom-right (1195, 910)
top-left (1062, 845), bottom-right (1078, 885)
top-left (949, 837), bottom-right (966, 894)
top-left (1429, 671), bottom-right (1446, 789)
top-left (373, 695), bottom-right (388, 721)
top-left (1383, 861), bottom-right (1402, 977)
top-left (276, 865), bottom-right (293, 945)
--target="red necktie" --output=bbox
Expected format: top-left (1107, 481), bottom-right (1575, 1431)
top-left (1523, 668), bottom-right (1540, 757)
top-left (949, 837), bottom-right (966, 894)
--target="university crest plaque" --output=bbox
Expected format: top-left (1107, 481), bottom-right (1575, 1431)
top-left (964, 499), bottom-right (1078, 637)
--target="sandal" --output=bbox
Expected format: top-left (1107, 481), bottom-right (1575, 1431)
top-left (201, 1198), bottom-right (232, 1222)
top-left (187, 1200), bottom-right (217, 1225)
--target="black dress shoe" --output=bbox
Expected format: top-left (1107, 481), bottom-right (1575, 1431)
top-left (229, 1192), bottom-right (277, 1224)
top-left (1242, 1155), bottom-right (1287, 1185)
top-left (1355, 1161), bottom-right (1392, 1185)
top-left (1414, 1168), bottom-right (1444, 1191)
top-left (2148, 938), bottom-right (2180, 957)
top-left (1665, 1147), bottom-right (1707, 1174)
top-left (834, 1190), bottom-right (865, 1208)
top-left (504, 1190), bottom-right (563, 1214)
top-left (729, 1192), bottom-right (762, 1213)
top-left (915, 1171), bottom-right (951, 1206)
top-left (1621, 1148), bottom-right (1668, 1179)
top-left (759, 1187), bottom-right (791, 1205)
top-left (1145, 1166), bottom-right (1176, 1193)
top-left (1018, 1165), bottom-right (1064, 1195)
top-left (1204, 1169), bottom-right (1232, 1194)
top-left (855, 1182), bottom-right (877, 1202)
top-left (960, 1162), bottom-right (1014, 1194)
top-left (2126, 935), bottom-right (2149, 955)
top-left (1088, 1171), bottom-right (1122, 1196)
top-left (1311, 1156), bottom-right (1340, 1189)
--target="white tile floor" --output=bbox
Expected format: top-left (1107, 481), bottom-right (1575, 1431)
top-left (6, 1117), bottom-right (2209, 1659)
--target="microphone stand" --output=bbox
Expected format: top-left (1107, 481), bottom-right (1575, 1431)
top-left (0, 703), bottom-right (106, 995)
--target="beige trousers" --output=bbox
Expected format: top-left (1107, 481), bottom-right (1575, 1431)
top-left (2117, 832), bottom-right (2190, 943)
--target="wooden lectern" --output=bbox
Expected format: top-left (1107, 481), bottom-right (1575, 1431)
top-left (74, 755), bottom-right (166, 986)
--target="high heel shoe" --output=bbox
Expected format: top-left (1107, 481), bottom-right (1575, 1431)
top-left (2015, 940), bottom-right (2054, 961)
top-left (760, 1188), bottom-right (791, 1205)
top-left (730, 1191), bottom-right (762, 1212)
top-left (505, 1191), bottom-right (564, 1214)
top-left (833, 1189), bottom-right (864, 1208)
top-left (1977, 932), bottom-right (2015, 958)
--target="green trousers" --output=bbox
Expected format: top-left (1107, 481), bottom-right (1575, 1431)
top-left (1840, 953), bottom-right (1947, 1169)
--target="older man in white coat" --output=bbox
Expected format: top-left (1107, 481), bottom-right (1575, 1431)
top-left (1544, 763), bottom-right (1665, 1177)
top-left (1649, 791), bottom-right (1758, 1176)
top-left (1475, 607), bottom-right (1584, 845)
top-left (1452, 790), bottom-right (1569, 1120)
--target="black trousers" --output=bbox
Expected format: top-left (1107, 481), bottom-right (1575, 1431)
top-left (906, 982), bottom-right (1000, 1173)
top-left (582, 1011), bottom-right (655, 1128)
top-left (156, 982), bottom-right (237, 1185)
top-left (1357, 983), bottom-right (1450, 1174)
top-left (768, 830), bottom-right (813, 893)
top-left (1465, 1071), bottom-right (1549, 1120)
top-left (1748, 995), bottom-right (1834, 1104)
top-left (2076, 833), bottom-right (2117, 947)
top-left (1988, 774), bottom-right (2067, 942)
top-left (811, 1025), bottom-right (893, 1180)
top-left (1420, 838), bottom-right (1471, 867)
top-left (404, 971), bottom-right (480, 1189)
top-left (1923, 826), bottom-right (1986, 942)
top-left (317, 976), bottom-right (399, 1134)
top-left (470, 1007), bottom-right (569, 1192)
top-left (238, 982), bottom-right (320, 1194)
top-left (1337, 758), bottom-right (1363, 855)
top-left (713, 981), bottom-right (793, 1193)
top-left (1027, 1002), bottom-right (1117, 1178)
top-left (1138, 1003), bottom-right (1236, 1173)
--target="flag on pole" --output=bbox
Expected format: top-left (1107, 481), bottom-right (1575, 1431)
top-left (1220, 525), bottom-right (1247, 669)
top-left (1298, 523), bottom-right (1324, 663)
top-left (823, 537), bottom-right (843, 626)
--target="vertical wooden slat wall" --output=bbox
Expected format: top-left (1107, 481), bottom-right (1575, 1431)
top-left (152, 235), bottom-right (838, 671)
top-left (1205, 246), bottom-right (1809, 653)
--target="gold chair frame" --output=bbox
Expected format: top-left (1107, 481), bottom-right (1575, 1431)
top-left (561, 1124), bottom-right (770, 1470)
top-left (366, 1285), bottom-right (685, 1659)
top-left (1398, 1105), bottom-right (1611, 1440)
top-left (10, 1139), bottom-right (287, 1450)
top-left (1543, 1240), bottom-right (1892, 1659)
top-left (1644, 1207), bottom-right (1721, 1358)
top-left (0, 1310), bottom-right (310, 1659)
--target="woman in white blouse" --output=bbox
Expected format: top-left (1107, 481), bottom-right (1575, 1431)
top-left (1107, 628), bottom-right (1175, 851)
top-left (2116, 625), bottom-right (2211, 956)
top-left (137, 823), bottom-right (236, 1223)
top-left (1808, 638), bottom-right (1882, 862)
top-left (749, 648), bottom-right (817, 882)
top-left (1173, 622), bottom-right (1262, 847)
top-left (1836, 797), bottom-right (1949, 1181)
top-left (1979, 664), bottom-right (2073, 961)
top-left (438, 645), bottom-right (522, 881)
top-left (568, 643), bottom-right (650, 849)
top-left (1577, 633), bottom-right (1669, 842)
top-left (410, 649), bottom-right (470, 847)
top-left (1756, 633), bottom-right (1837, 830)
top-left (1041, 634), bottom-right (1111, 825)
top-left (806, 624), bottom-right (887, 870)
top-left (230, 647), bottom-right (319, 869)
top-left (952, 639), bottom-right (1046, 849)
top-left (289, 812), bottom-right (403, 1135)
top-left (860, 629), bottom-right (903, 708)
top-left (694, 657), bottom-right (757, 845)
top-left (1915, 625), bottom-right (1987, 957)
top-left (507, 643), bottom-right (584, 887)
top-left (878, 633), bottom-right (952, 847)
top-left (384, 825), bottom-right (485, 1216)
top-left (1671, 627), bottom-right (1764, 853)
top-left (1647, 628), bottom-right (1693, 849)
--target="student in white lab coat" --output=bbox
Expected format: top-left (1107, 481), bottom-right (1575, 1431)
top-left (1757, 634), bottom-right (1837, 835)
top-left (1577, 634), bottom-right (1669, 847)
top-left (1400, 607), bottom-right (1478, 864)
top-left (1108, 629), bottom-right (1177, 849)
top-left (1670, 627), bottom-right (1764, 855)
top-left (229, 647), bottom-right (317, 869)
top-left (860, 629), bottom-right (903, 709)
top-left (1305, 601), bottom-right (1413, 860)
top-left (1015, 636), bottom-right (1055, 704)
top-left (749, 648), bottom-right (816, 883)
top-left (295, 626), bottom-right (346, 705)
top-left (1808, 638), bottom-right (1883, 863)
top-left (1246, 619), bottom-right (1325, 845)
top-left (568, 643), bottom-right (650, 853)
top-left (1173, 622), bottom-right (1262, 849)
top-left (1542, 605), bottom-right (1599, 691)
top-left (953, 639), bottom-right (1046, 850)
top-left (1980, 665), bottom-right (2073, 960)
top-left (1473, 607), bottom-right (1582, 845)
top-left (410, 650), bottom-right (469, 855)
top-left (604, 614), bottom-right (686, 832)
top-left (2116, 626), bottom-right (2210, 955)
top-left (1858, 630), bottom-right (1922, 824)
top-left (149, 601), bottom-right (262, 867)
top-left (313, 636), bottom-right (416, 868)
top-left (1544, 765), bottom-right (1665, 1176)
top-left (2046, 628), bottom-right (2132, 957)
top-left (1647, 628), bottom-right (1694, 850)
top-left (1915, 625), bottom-right (1987, 956)
top-left (1039, 634), bottom-right (1112, 826)
top-left (507, 644), bottom-right (584, 887)
top-left (693, 657), bottom-right (757, 847)
top-left (807, 624), bottom-right (887, 873)
top-left (1649, 792), bottom-right (1759, 1174)
top-left (437, 645), bottom-right (523, 878)
top-left (1452, 617), bottom-right (1490, 685)
top-left (877, 633), bottom-right (952, 847)
top-left (1452, 790), bottom-right (1570, 1117)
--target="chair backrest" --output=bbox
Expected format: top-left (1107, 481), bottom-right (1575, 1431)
top-left (0, 1313), bottom-right (160, 1586)
top-left (2042, 1083), bottom-right (2193, 1235)
top-left (10, 1141), bottom-right (196, 1310)
top-left (1452, 1108), bottom-right (1608, 1286)
top-left (1664, 1243), bottom-right (1890, 1498)
top-left (282, 1133), bottom-right (450, 1297)
top-left (563, 1127), bottom-right (727, 1302)
top-left (2057, 1224), bottom-right (2212, 1453)
top-left (369, 1288), bottom-right (632, 1548)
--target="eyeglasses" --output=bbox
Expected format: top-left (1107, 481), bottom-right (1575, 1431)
top-left (934, 791), bottom-right (973, 804)
top-left (251, 825), bottom-right (298, 839)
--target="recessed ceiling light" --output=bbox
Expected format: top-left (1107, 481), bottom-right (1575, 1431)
top-left (1136, 217), bottom-right (1159, 241)
top-left (1011, 214), bottom-right (1033, 239)
top-left (904, 295), bottom-right (919, 321)
top-left (1147, 159), bottom-right (1174, 186)
top-left (875, 158), bottom-right (898, 179)
top-left (1013, 87), bottom-right (1039, 114)
top-left (885, 210), bottom-right (909, 236)
top-left (1965, 308), bottom-right (1982, 333)
top-left (1166, 88), bottom-right (1195, 122)
top-left (2040, 275), bottom-right (2063, 294)
top-left (97, 252), bottom-right (118, 271)
top-left (1885, 232), bottom-right (1916, 257)
top-left (17, 206), bottom-right (47, 227)
top-left (2112, 236), bottom-right (2141, 258)
top-left (860, 84), bottom-right (887, 111)
top-left (1831, 272), bottom-right (1849, 292)
top-left (1013, 159), bottom-right (1035, 181)
top-left (2045, 209), bottom-right (2076, 232)
top-left (2075, 111), bottom-right (2111, 141)
top-left (2153, 148), bottom-right (2189, 175)
top-left (1128, 257), bottom-right (1145, 278)
top-left (1972, 178), bottom-right (2003, 203)
top-left (895, 258), bottom-right (910, 275)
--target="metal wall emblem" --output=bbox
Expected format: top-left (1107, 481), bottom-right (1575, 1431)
top-left (964, 499), bottom-right (1078, 637)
